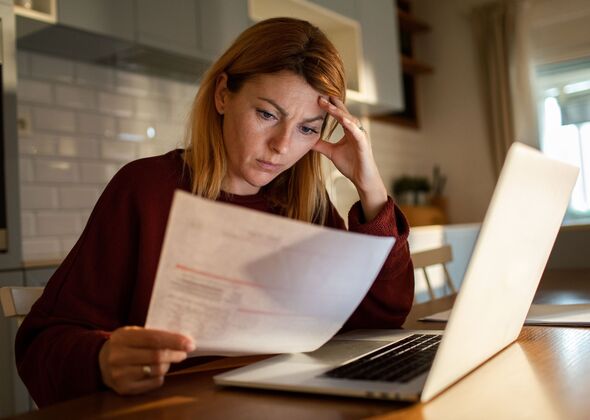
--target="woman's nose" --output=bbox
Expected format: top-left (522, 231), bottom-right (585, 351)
top-left (269, 128), bottom-right (291, 155)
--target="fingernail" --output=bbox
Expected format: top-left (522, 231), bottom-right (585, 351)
top-left (319, 96), bottom-right (328, 103)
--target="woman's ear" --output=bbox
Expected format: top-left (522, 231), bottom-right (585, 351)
top-left (214, 73), bottom-right (229, 115)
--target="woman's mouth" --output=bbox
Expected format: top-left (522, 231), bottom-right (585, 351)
top-left (255, 159), bottom-right (283, 172)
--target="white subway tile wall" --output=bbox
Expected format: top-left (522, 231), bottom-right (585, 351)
top-left (79, 162), bottom-right (120, 184)
top-left (55, 85), bottom-right (96, 109)
top-left (77, 113), bottom-right (116, 137)
top-left (21, 238), bottom-right (62, 261)
top-left (98, 92), bottom-right (136, 117)
top-left (115, 72), bottom-right (151, 97)
top-left (20, 212), bottom-right (36, 237)
top-left (36, 211), bottom-right (82, 236)
top-left (18, 79), bottom-right (53, 104)
top-left (17, 51), bottom-right (198, 261)
top-left (19, 158), bottom-right (35, 183)
top-left (58, 186), bottom-right (100, 209)
top-left (32, 107), bottom-right (77, 133)
top-left (58, 137), bottom-right (100, 158)
top-left (75, 62), bottom-right (115, 88)
top-left (17, 50), bottom-right (30, 76)
top-left (30, 54), bottom-right (75, 83)
top-left (20, 186), bottom-right (59, 209)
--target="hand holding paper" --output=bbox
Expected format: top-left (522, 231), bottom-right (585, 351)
top-left (145, 191), bottom-right (395, 356)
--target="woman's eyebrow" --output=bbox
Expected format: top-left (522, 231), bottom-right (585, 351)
top-left (259, 97), bottom-right (288, 116)
top-left (258, 97), bottom-right (325, 123)
top-left (301, 115), bottom-right (325, 124)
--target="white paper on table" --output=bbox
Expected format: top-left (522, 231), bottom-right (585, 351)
top-left (145, 190), bottom-right (395, 356)
top-left (420, 303), bottom-right (590, 327)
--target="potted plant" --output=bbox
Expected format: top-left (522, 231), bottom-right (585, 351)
top-left (393, 176), bottom-right (431, 205)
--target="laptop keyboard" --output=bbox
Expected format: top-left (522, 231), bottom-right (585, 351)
top-left (323, 334), bottom-right (441, 383)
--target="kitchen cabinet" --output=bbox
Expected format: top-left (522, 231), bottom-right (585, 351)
top-left (198, 0), bottom-right (252, 59)
top-left (57, 0), bottom-right (134, 42)
top-left (56, 0), bottom-right (252, 61)
top-left (59, 0), bottom-right (207, 60)
top-left (355, 0), bottom-right (403, 112)
top-left (136, 0), bottom-right (253, 60)
top-left (309, 0), bottom-right (356, 19)
top-left (19, 0), bottom-right (217, 61)
top-left (135, 0), bottom-right (202, 59)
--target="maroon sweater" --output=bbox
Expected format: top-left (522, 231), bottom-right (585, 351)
top-left (15, 150), bottom-right (414, 407)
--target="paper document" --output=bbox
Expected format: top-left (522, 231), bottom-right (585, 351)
top-left (145, 190), bottom-right (395, 356)
top-left (420, 303), bottom-right (590, 327)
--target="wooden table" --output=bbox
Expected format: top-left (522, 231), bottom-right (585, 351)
top-left (10, 269), bottom-right (590, 420)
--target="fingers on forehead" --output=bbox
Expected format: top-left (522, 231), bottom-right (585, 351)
top-left (329, 96), bottom-right (346, 108)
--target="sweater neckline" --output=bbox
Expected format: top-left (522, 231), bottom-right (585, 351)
top-left (218, 189), bottom-right (268, 204)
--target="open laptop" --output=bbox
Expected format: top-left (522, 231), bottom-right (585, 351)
top-left (214, 142), bottom-right (579, 402)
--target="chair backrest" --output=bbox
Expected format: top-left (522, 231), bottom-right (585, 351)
top-left (0, 287), bottom-right (44, 325)
top-left (411, 245), bottom-right (455, 300)
top-left (412, 244), bottom-right (453, 269)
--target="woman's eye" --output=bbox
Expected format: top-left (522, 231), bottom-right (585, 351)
top-left (257, 109), bottom-right (276, 120)
top-left (300, 126), bottom-right (319, 136)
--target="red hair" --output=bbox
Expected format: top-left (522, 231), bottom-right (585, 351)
top-left (184, 17), bottom-right (346, 223)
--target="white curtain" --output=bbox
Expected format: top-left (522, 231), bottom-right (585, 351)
top-left (473, 0), bottom-right (538, 177)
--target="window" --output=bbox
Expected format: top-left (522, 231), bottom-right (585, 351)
top-left (536, 58), bottom-right (590, 219)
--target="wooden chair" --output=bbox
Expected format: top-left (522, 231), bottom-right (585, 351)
top-left (411, 245), bottom-right (456, 300)
top-left (1, 287), bottom-right (44, 412)
top-left (0, 287), bottom-right (44, 326)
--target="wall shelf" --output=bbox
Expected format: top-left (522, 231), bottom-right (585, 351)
top-left (14, 0), bottom-right (56, 23)
top-left (401, 55), bottom-right (433, 75)
top-left (397, 9), bottom-right (430, 33)
top-left (371, 0), bottom-right (432, 128)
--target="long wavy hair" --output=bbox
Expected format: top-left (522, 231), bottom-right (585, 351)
top-left (183, 17), bottom-right (346, 224)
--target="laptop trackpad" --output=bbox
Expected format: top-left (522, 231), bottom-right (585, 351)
top-left (293, 339), bottom-right (396, 365)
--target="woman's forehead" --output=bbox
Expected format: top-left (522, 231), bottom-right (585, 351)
top-left (231, 71), bottom-right (326, 118)
top-left (245, 71), bottom-right (313, 91)
top-left (240, 71), bottom-right (326, 109)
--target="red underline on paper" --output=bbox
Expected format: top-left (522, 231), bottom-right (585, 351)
top-left (175, 264), bottom-right (263, 288)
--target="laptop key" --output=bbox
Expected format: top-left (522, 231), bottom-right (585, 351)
top-left (323, 334), bottom-right (441, 383)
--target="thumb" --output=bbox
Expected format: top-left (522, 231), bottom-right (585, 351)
top-left (312, 139), bottom-right (334, 160)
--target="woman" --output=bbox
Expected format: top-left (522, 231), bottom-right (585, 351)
top-left (16, 17), bottom-right (414, 406)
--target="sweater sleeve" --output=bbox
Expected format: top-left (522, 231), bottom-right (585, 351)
top-left (15, 165), bottom-right (141, 407)
top-left (327, 197), bottom-right (414, 330)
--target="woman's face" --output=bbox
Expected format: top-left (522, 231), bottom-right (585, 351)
top-left (215, 70), bottom-right (327, 195)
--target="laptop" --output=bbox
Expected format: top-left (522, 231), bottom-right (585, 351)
top-left (214, 143), bottom-right (579, 402)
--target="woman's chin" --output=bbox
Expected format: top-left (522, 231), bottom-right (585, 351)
top-left (249, 169), bottom-right (283, 186)
top-left (224, 175), bottom-right (275, 195)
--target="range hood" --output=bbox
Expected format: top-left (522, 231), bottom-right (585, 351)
top-left (16, 17), bottom-right (212, 83)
